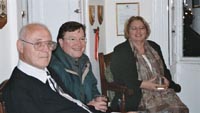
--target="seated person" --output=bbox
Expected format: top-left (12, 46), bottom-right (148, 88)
top-left (49, 21), bottom-right (107, 112)
top-left (2, 23), bottom-right (105, 113)
top-left (110, 16), bottom-right (189, 113)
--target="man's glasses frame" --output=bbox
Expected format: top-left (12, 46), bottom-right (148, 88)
top-left (62, 37), bottom-right (87, 43)
top-left (20, 39), bottom-right (57, 51)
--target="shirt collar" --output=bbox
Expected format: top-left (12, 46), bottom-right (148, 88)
top-left (17, 60), bottom-right (48, 84)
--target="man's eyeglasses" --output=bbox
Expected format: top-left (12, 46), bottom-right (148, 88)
top-left (20, 39), bottom-right (57, 51)
top-left (63, 37), bottom-right (87, 43)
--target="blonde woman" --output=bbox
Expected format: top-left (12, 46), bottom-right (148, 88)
top-left (110, 16), bottom-right (189, 113)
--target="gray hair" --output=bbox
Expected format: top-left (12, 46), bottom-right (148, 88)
top-left (19, 23), bottom-right (51, 40)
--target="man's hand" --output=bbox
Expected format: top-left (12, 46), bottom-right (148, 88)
top-left (87, 95), bottom-right (108, 112)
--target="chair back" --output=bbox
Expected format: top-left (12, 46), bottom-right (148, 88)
top-left (0, 80), bottom-right (8, 113)
top-left (98, 52), bottom-right (133, 112)
top-left (98, 52), bottom-right (112, 95)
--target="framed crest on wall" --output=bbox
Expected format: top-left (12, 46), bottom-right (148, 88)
top-left (89, 5), bottom-right (95, 25)
top-left (97, 5), bottom-right (103, 25)
top-left (0, 0), bottom-right (7, 29)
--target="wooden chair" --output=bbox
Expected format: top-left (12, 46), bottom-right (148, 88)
top-left (0, 80), bottom-right (8, 113)
top-left (98, 52), bottom-right (133, 112)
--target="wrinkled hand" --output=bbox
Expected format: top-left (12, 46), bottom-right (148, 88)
top-left (87, 95), bottom-right (108, 112)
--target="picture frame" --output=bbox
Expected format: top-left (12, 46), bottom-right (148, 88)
top-left (193, 0), bottom-right (200, 8)
top-left (116, 2), bottom-right (139, 36)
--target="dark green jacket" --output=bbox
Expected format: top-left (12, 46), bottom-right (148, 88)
top-left (110, 40), bottom-right (181, 111)
top-left (49, 46), bottom-right (100, 104)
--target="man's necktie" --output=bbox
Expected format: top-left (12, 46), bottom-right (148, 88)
top-left (46, 72), bottom-right (92, 113)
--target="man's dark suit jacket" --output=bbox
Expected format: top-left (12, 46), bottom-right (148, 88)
top-left (110, 40), bottom-right (181, 111)
top-left (2, 67), bottom-right (90, 113)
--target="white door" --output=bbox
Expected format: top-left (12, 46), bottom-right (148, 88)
top-left (170, 1), bottom-right (200, 113)
top-left (21, 0), bottom-right (82, 41)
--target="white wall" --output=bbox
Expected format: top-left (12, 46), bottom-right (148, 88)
top-left (0, 0), bottom-right (19, 82)
top-left (177, 63), bottom-right (200, 113)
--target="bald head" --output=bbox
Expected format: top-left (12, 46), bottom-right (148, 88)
top-left (17, 23), bottom-right (53, 69)
top-left (19, 23), bottom-right (51, 40)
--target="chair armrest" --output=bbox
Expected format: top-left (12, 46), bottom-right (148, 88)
top-left (106, 82), bottom-right (134, 96)
top-left (0, 80), bottom-right (8, 101)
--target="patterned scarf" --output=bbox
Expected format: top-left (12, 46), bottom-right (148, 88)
top-left (131, 41), bottom-right (164, 81)
top-left (130, 41), bottom-right (189, 113)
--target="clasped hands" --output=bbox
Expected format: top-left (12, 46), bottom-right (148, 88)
top-left (87, 95), bottom-right (108, 112)
top-left (141, 76), bottom-right (169, 91)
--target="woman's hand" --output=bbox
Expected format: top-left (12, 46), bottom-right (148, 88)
top-left (140, 77), bottom-right (158, 90)
top-left (87, 95), bottom-right (108, 112)
top-left (140, 76), bottom-right (170, 91)
top-left (162, 76), bottom-right (169, 88)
